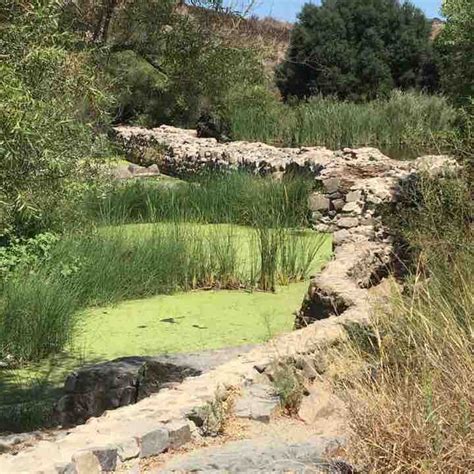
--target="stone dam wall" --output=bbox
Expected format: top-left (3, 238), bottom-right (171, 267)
top-left (0, 126), bottom-right (456, 473)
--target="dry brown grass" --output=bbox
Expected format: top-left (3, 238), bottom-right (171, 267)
top-left (342, 260), bottom-right (474, 473)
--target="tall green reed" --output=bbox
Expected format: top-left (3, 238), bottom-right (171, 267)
top-left (228, 91), bottom-right (457, 150)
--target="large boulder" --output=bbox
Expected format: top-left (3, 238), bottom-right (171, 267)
top-left (55, 357), bottom-right (200, 427)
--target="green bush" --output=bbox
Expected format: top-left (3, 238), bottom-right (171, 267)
top-left (0, 0), bottom-right (112, 239)
top-left (277, 0), bottom-right (436, 101)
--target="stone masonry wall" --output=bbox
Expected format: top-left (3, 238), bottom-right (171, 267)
top-left (0, 127), bottom-right (456, 473)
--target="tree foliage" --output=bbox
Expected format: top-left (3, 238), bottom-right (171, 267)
top-left (276, 0), bottom-right (436, 101)
top-left (0, 0), bottom-right (112, 239)
top-left (63, 0), bottom-right (264, 126)
top-left (435, 0), bottom-right (474, 107)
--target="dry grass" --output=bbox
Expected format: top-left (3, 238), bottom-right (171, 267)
top-left (342, 257), bottom-right (473, 473)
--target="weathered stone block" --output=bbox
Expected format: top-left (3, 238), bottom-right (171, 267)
top-left (308, 193), bottom-right (329, 212)
top-left (54, 462), bottom-right (77, 474)
top-left (337, 217), bottom-right (359, 228)
top-left (342, 202), bottom-right (363, 215)
top-left (166, 420), bottom-right (192, 449)
top-left (92, 447), bottom-right (118, 471)
top-left (346, 190), bottom-right (363, 202)
top-left (234, 384), bottom-right (279, 423)
top-left (71, 450), bottom-right (101, 474)
top-left (116, 438), bottom-right (140, 462)
top-left (138, 427), bottom-right (170, 458)
top-left (331, 199), bottom-right (345, 211)
top-left (323, 178), bottom-right (340, 193)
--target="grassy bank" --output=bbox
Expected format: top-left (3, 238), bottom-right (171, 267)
top-left (341, 174), bottom-right (473, 472)
top-left (228, 91), bottom-right (457, 150)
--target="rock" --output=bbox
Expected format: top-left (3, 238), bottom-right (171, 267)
top-left (147, 163), bottom-right (160, 174)
top-left (91, 447), bottom-right (118, 471)
top-left (331, 199), bottom-right (345, 211)
top-left (323, 178), bottom-right (340, 193)
top-left (308, 193), bottom-right (330, 212)
top-left (166, 420), bottom-right (192, 449)
top-left (337, 217), bottom-right (359, 228)
top-left (346, 190), bottom-right (363, 202)
top-left (137, 427), bottom-right (170, 458)
top-left (54, 462), bottom-right (77, 474)
top-left (160, 438), bottom-right (344, 473)
top-left (71, 450), bottom-right (101, 474)
top-left (55, 357), bottom-right (200, 427)
top-left (234, 384), bottom-right (280, 423)
top-left (333, 229), bottom-right (351, 245)
top-left (116, 438), bottom-right (140, 462)
top-left (342, 202), bottom-right (363, 215)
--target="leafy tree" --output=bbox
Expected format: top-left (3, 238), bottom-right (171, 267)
top-left (63, 0), bottom-right (264, 126)
top-left (435, 0), bottom-right (474, 107)
top-left (276, 0), bottom-right (436, 101)
top-left (0, 1), bottom-right (112, 239)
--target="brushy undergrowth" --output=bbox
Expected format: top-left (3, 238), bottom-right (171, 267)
top-left (228, 90), bottom-right (457, 150)
top-left (342, 173), bottom-right (473, 473)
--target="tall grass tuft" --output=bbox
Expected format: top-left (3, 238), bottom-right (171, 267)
top-left (342, 173), bottom-right (473, 472)
top-left (228, 91), bottom-right (457, 151)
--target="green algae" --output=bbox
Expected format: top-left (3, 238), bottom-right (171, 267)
top-left (76, 282), bottom-right (308, 360)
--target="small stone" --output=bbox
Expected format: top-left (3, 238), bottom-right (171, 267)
top-left (323, 178), bottom-right (340, 193)
top-left (333, 229), bottom-right (351, 245)
top-left (308, 193), bottom-right (329, 212)
top-left (234, 384), bottom-right (279, 423)
top-left (346, 190), bottom-right (363, 202)
top-left (342, 202), bottom-right (363, 215)
top-left (337, 217), bottom-right (359, 228)
top-left (315, 224), bottom-right (330, 233)
top-left (92, 447), bottom-right (118, 472)
top-left (72, 450), bottom-right (101, 474)
top-left (138, 427), bottom-right (170, 458)
top-left (331, 199), bottom-right (345, 211)
top-left (328, 191), bottom-right (343, 200)
top-left (54, 462), bottom-right (77, 474)
top-left (166, 420), bottom-right (192, 449)
top-left (147, 164), bottom-right (160, 173)
top-left (116, 438), bottom-right (140, 462)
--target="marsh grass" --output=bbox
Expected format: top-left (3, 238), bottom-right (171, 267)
top-left (87, 171), bottom-right (313, 228)
top-left (0, 224), bottom-right (327, 363)
top-left (340, 174), bottom-right (474, 472)
top-left (228, 91), bottom-right (457, 150)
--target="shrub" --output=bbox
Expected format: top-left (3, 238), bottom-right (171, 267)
top-left (0, 0), bottom-right (111, 239)
top-left (276, 0), bottom-right (436, 101)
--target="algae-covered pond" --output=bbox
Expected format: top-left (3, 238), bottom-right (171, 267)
top-left (0, 223), bottom-right (332, 431)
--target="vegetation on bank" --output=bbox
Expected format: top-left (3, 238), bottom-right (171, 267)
top-left (341, 173), bottom-right (473, 472)
top-left (277, 0), bottom-right (437, 101)
top-left (228, 90), bottom-right (457, 149)
top-left (0, 173), bottom-right (324, 363)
